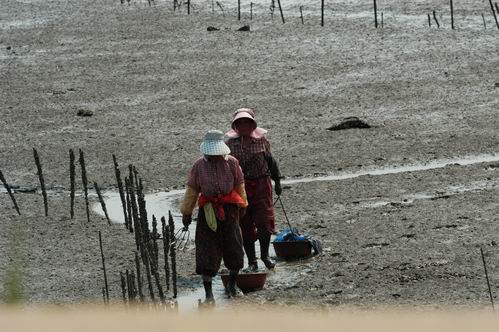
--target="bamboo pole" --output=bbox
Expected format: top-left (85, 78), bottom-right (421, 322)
top-left (95, 182), bottom-right (110, 225)
top-left (0, 170), bottom-right (21, 215)
top-left (33, 148), bottom-right (48, 216)
top-left (489, 0), bottom-right (499, 30)
top-left (69, 149), bottom-right (75, 219)
top-left (381, 12), bottom-right (383, 28)
top-left (112, 155), bottom-right (128, 229)
top-left (250, 2), bottom-right (253, 20)
top-left (300, 6), bottom-right (304, 24)
top-left (168, 211), bottom-right (178, 298)
top-left (238, 0), bottom-right (241, 20)
top-left (428, 13), bottom-right (431, 27)
top-left (79, 149), bottom-right (90, 223)
top-left (161, 216), bottom-right (170, 291)
top-left (482, 13), bottom-right (487, 29)
top-left (373, 0), bottom-right (378, 28)
top-left (99, 231), bottom-right (110, 303)
top-left (480, 247), bottom-right (495, 311)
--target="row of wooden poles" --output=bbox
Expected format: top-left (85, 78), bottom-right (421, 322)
top-left (0, 148), bottom-right (110, 222)
top-left (121, 0), bottom-right (499, 30)
top-left (0, 150), bottom-right (179, 306)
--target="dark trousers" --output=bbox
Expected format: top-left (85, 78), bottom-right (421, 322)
top-left (195, 204), bottom-right (244, 277)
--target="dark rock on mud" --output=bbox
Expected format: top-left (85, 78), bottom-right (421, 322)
top-left (238, 25), bottom-right (250, 31)
top-left (207, 26), bottom-right (219, 31)
top-left (77, 109), bottom-right (94, 117)
top-left (327, 117), bottom-right (371, 131)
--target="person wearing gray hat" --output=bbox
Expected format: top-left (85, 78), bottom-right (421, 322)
top-left (180, 130), bottom-right (249, 303)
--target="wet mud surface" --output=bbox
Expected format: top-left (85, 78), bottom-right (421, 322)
top-left (1, 0), bottom-right (499, 309)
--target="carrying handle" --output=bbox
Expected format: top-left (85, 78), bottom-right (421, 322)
top-left (274, 195), bottom-right (296, 237)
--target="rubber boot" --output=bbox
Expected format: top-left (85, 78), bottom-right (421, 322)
top-left (243, 242), bottom-right (258, 272)
top-left (203, 281), bottom-right (215, 304)
top-left (259, 232), bottom-right (276, 269)
top-left (227, 271), bottom-right (242, 298)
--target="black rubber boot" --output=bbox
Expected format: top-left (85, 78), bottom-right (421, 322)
top-left (259, 232), bottom-right (276, 269)
top-left (203, 281), bottom-right (215, 303)
top-left (227, 272), bottom-right (242, 298)
top-left (243, 242), bottom-right (258, 272)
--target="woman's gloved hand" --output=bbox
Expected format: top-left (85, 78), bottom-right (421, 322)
top-left (274, 179), bottom-right (282, 196)
top-left (182, 214), bottom-right (192, 228)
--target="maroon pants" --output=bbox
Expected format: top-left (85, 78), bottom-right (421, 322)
top-left (195, 204), bottom-right (244, 277)
top-left (240, 176), bottom-right (276, 244)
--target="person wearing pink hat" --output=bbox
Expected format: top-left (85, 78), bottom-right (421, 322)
top-left (225, 108), bottom-right (282, 271)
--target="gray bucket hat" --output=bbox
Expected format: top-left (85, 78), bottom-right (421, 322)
top-left (200, 130), bottom-right (231, 156)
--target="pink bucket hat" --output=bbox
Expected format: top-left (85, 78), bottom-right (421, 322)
top-left (226, 108), bottom-right (267, 139)
top-left (231, 108), bottom-right (257, 130)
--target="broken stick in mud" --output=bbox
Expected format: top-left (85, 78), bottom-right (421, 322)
top-left (69, 149), bottom-right (75, 219)
top-left (79, 149), bottom-right (90, 223)
top-left (33, 148), bottom-right (48, 216)
top-left (94, 182), bottom-right (110, 225)
top-left (0, 169), bottom-right (21, 215)
top-left (112, 154), bottom-right (128, 230)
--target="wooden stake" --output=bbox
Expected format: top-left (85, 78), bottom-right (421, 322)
top-left (188, 0), bottom-right (191, 14)
top-left (125, 177), bottom-right (133, 233)
top-left (480, 247), bottom-right (495, 311)
top-left (250, 2), bottom-right (253, 20)
top-left (127, 167), bottom-right (141, 252)
top-left (135, 251), bottom-right (145, 302)
top-left (99, 231), bottom-right (110, 303)
top-left (79, 149), bottom-right (90, 222)
top-left (373, 0), bottom-right (378, 28)
top-left (482, 13), bottom-right (487, 29)
top-left (381, 11), bottom-right (383, 28)
top-left (143, 248), bottom-right (156, 303)
top-left (489, 0), bottom-right (499, 30)
top-left (120, 272), bottom-right (127, 303)
top-left (94, 182), bottom-right (110, 225)
top-left (433, 10), bottom-right (440, 28)
top-left (321, 0), bottom-right (324, 26)
top-left (112, 155), bottom-right (128, 229)
top-left (161, 216), bottom-right (170, 291)
top-left (125, 269), bottom-right (132, 302)
top-left (0, 170), bottom-right (21, 215)
top-left (69, 149), bottom-right (75, 219)
top-left (300, 6), bottom-right (304, 24)
top-left (33, 148), bottom-right (48, 216)
top-left (450, 0), bottom-right (454, 29)
top-left (238, 0), bottom-right (241, 20)
top-left (276, 0), bottom-right (285, 23)
top-left (428, 13), bottom-right (431, 27)
top-left (168, 211), bottom-right (178, 298)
